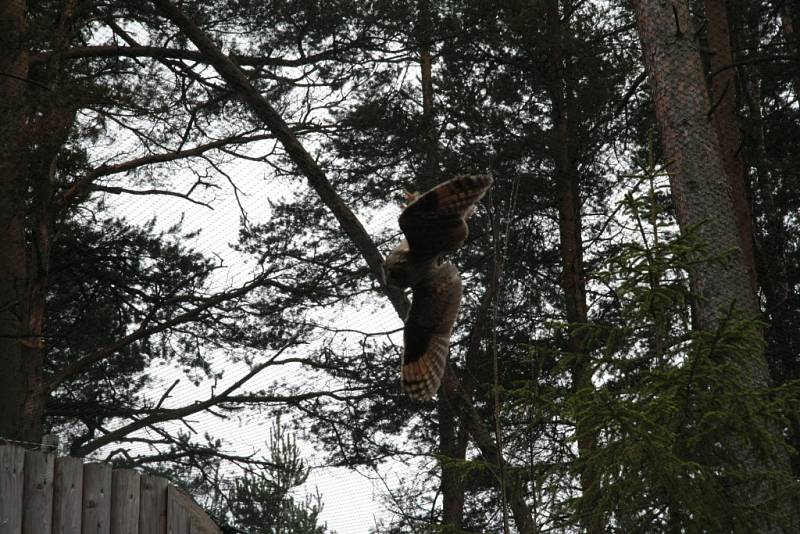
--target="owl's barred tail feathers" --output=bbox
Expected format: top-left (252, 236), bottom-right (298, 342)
top-left (402, 334), bottom-right (449, 400)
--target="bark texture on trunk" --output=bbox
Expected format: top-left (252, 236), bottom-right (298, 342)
top-left (705, 0), bottom-right (758, 297)
top-left (0, 0), bottom-right (81, 444)
top-left (632, 0), bottom-right (797, 530)
top-left (0, 0), bottom-right (44, 443)
top-left (633, 0), bottom-right (759, 324)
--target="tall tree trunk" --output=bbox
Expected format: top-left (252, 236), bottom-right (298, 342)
top-left (543, 2), bottom-right (602, 531)
top-left (705, 0), bottom-right (758, 297)
top-left (633, 0), bottom-right (761, 322)
top-left (418, 0), bottom-right (439, 189)
top-left (0, 0), bottom-right (44, 444)
top-left (632, 0), bottom-right (797, 530)
top-left (0, 0), bottom-right (79, 444)
top-left (443, 372), bottom-right (538, 534)
top-left (734, 2), bottom-right (790, 380)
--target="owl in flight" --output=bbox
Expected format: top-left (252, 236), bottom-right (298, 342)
top-left (384, 175), bottom-right (493, 400)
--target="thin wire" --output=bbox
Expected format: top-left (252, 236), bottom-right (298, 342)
top-left (0, 436), bottom-right (52, 449)
top-left (491, 172), bottom-right (522, 534)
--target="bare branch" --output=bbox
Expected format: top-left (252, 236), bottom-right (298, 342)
top-left (54, 133), bottom-right (274, 211)
top-left (155, 379), bottom-right (181, 410)
top-left (0, 71), bottom-right (51, 90)
top-left (74, 337), bottom-right (300, 455)
top-left (46, 274), bottom-right (271, 392)
top-left (708, 53), bottom-right (798, 80)
top-left (30, 43), bottom-right (363, 68)
top-left (91, 185), bottom-right (214, 208)
top-left (224, 389), bottom-right (364, 405)
top-left (109, 446), bottom-right (282, 471)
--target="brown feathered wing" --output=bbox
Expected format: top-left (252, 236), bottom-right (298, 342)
top-left (401, 263), bottom-right (463, 399)
top-left (398, 175), bottom-right (492, 399)
top-left (399, 175), bottom-right (493, 257)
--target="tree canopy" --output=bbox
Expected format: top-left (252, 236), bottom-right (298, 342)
top-left (1, 0), bottom-right (799, 531)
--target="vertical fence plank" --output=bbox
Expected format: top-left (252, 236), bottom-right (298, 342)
top-left (189, 508), bottom-right (221, 534)
top-left (0, 445), bottom-right (25, 534)
top-left (3, 445), bottom-right (219, 534)
top-left (109, 470), bottom-right (139, 534)
top-left (81, 463), bottom-right (112, 534)
top-left (165, 486), bottom-right (190, 534)
top-left (138, 475), bottom-right (167, 534)
top-left (165, 486), bottom-right (219, 534)
top-left (22, 449), bottom-right (55, 534)
top-left (53, 456), bottom-right (83, 534)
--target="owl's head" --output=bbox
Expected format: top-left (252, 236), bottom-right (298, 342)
top-left (383, 240), bottom-right (413, 288)
top-left (384, 239), bottom-right (439, 289)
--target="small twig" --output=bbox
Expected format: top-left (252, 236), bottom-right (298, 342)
top-left (0, 71), bottom-right (50, 90)
top-left (672, 5), bottom-right (683, 37)
top-left (707, 78), bottom-right (732, 119)
top-left (91, 185), bottom-right (214, 209)
top-left (155, 379), bottom-right (180, 410)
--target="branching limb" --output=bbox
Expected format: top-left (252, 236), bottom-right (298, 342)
top-left (91, 185), bottom-right (215, 208)
top-left (74, 336), bottom-right (300, 455)
top-left (54, 133), bottom-right (274, 211)
top-left (46, 274), bottom-right (271, 392)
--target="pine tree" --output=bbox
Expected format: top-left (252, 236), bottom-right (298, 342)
top-left (631, 0), bottom-right (797, 528)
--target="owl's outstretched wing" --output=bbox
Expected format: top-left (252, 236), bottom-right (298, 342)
top-left (399, 175), bottom-right (492, 258)
top-left (402, 263), bottom-right (462, 400)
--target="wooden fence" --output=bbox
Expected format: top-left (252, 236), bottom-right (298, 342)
top-left (0, 444), bottom-right (221, 534)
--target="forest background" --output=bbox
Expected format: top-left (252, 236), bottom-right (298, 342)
top-left (1, 0), bottom-right (799, 532)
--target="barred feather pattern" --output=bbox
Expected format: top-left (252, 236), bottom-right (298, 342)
top-left (401, 262), bottom-right (462, 400)
top-left (399, 175), bottom-right (493, 256)
top-left (402, 334), bottom-right (450, 400)
top-left (385, 175), bottom-right (493, 400)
